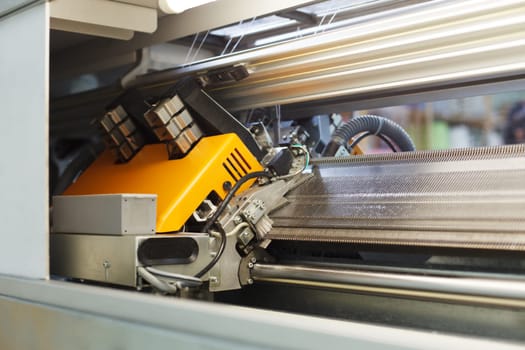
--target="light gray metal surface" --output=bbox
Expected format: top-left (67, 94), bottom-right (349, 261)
top-left (0, 274), bottom-right (523, 350)
top-left (53, 194), bottom-right (157, 235)
top-left (50, 233), bottom-right (210, 286)
top-left (0, 2), bottom-right (48, 279)
top-left (208, 228), bottom-right (240, 292)
top-left (210, 179), bottom-right (304, 291)
top-left (51, 0), bottom-right (318, 78)
top-left (0, 295), bottom-right (255, 350)
top-left (251, 263), bottom-right (525, 308)
top-left (0, 0), bottom-right (41, 19)
top-left (269, 145), bottom-right (525, 250)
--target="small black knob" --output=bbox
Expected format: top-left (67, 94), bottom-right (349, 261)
top-left (223, 181), bottom-right (232, 192)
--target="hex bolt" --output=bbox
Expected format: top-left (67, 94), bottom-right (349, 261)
top-left (250, 257), bottom-right (257, 263)
top-left (247, 278), bottom-right (254, 285)
top-left (248, 262), bottom-right (254, 269)
top-left (233, 216), bottom-right (243, 225)
top-left (209, 276), bottom-right (218, 284)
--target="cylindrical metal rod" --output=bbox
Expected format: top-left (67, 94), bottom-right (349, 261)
top-left (129, 0), bottom-right (525, 112)
top-left (251, 263), bottom-right (525, 307)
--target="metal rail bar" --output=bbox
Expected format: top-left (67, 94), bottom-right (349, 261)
top-left (251, 263), bottom-right (525, 308)
top-left (309, 144), bottom-right (525, 166)
top-left (127, 0), bottom-right (525, 111)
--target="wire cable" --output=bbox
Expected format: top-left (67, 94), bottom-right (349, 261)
top-left (349, 132), bottom-right (397, 153)
top-left (273, 145), bottom-right (309, 180)
top-left (137, 266), bottom-right (179, 294)
top-left (323, 115), bottom-right (415, 156)
top-left (377, 134), bottom-right (398, 152)
top-left (189, 30), bottom-right (210, 64)
top-left (196, 170), bottom-right (271, 278)
top-left (141, 172), bottom-right (270, 286)
top-left (145, 266), bottom-right (203, 287)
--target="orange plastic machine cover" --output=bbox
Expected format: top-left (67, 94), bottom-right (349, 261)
top-left (65, 134), bottom-right (263, 233)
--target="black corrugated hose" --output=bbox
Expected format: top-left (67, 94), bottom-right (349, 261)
top-left (322, 115), bottom-right (416, 156)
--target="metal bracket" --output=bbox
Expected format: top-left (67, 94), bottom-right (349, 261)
top-left (121, 48), bottom-right (150, 88)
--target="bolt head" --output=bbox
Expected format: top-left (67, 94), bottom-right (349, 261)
top-left (223, 181), bottom-right (232, 191)
top-left (247, 278), bottom-right (254, 285)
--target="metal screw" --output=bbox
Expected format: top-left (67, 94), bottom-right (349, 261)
top-left (250, 257), bottom-right (257, 263)
top-left (248, 262), bottom-right (254, 269)
top-left (247, 278), bottom-right (254, 285)
top-left (223, 181), bottom-right (232, 191)
top-left (243, 210), bottom-right (254, 221)
top-left (102, 260), bottom-right (111, 281)
top-left (254, 200), bottom-right (265, 210)
top-left (209, 276), bottom-right (218, 284)
top-left (233, 216), bottom-right (243, 225)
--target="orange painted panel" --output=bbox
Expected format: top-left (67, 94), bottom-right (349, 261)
top-left (65, 134), bottom-right (262, 232)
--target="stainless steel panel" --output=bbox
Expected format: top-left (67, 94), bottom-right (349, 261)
top-left (50, 233), bottom-right (210, 287)
top-left (51, 234), bottom-right (140, 286)
top-left (269, 145), bottom-right (525, 250)
top-left (53, 194), bottom-right (157, 235)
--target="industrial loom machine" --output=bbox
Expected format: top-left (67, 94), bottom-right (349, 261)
top-left (50, 77), bottom-right (525, 340)
top-left (48, 0), bottom-right (525, 341)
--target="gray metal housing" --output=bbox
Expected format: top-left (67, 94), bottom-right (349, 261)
top-left (52, 194), bottom-right (157, 235)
